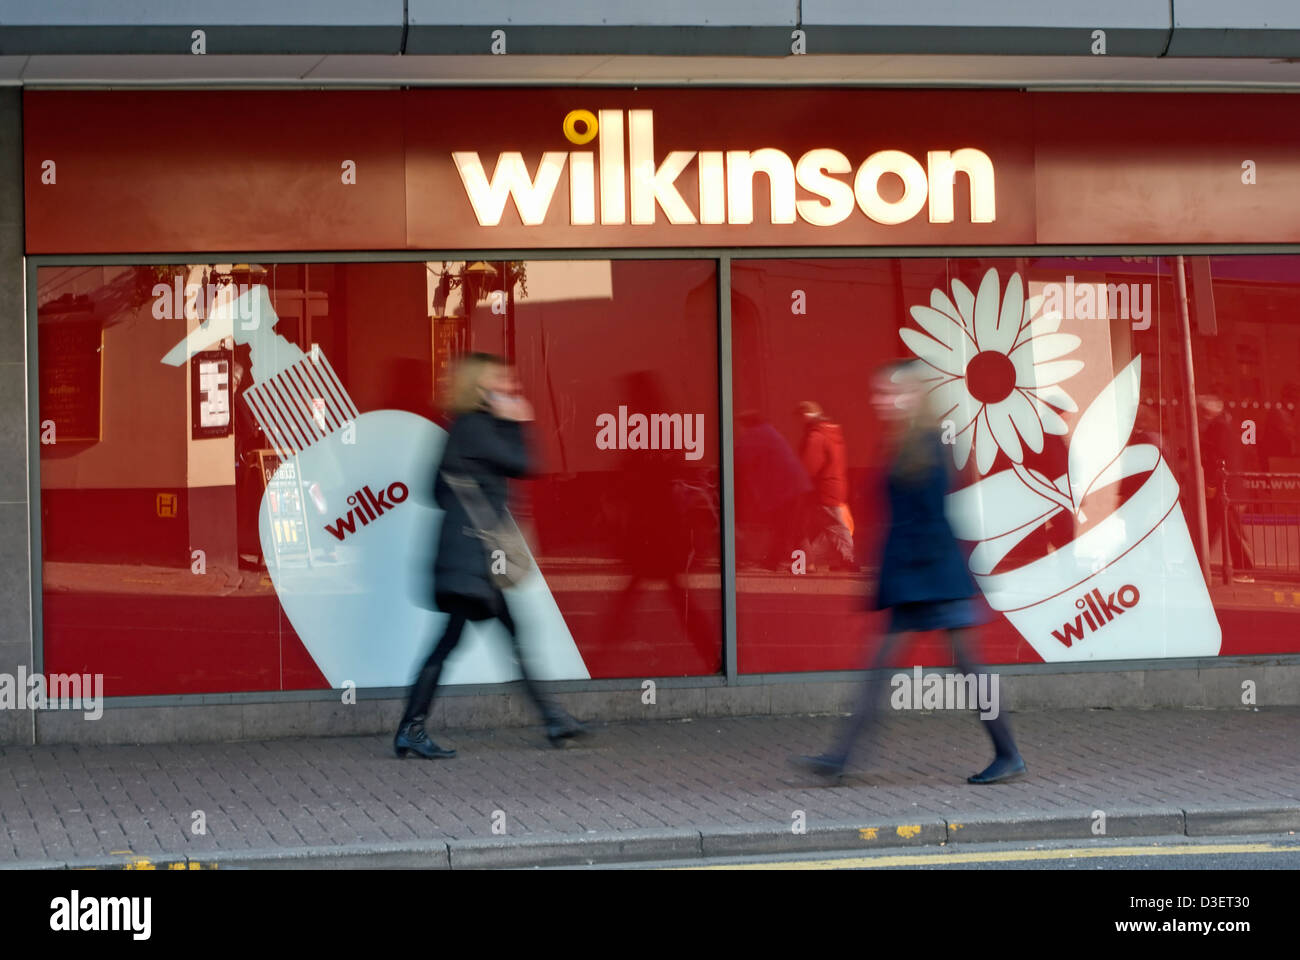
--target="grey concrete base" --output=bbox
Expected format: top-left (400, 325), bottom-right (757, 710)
top-left (16, 661), bottom-right (1300, 746)
top-left (699, 817), bottom-right (946, 858)
top-left (946, 807), bottom-right (1187, 844)
top-left (1184, 805), bottom-right (1300, 837)
top-left (0, 859), bottom-right (65, 871)
top-left (63, 852), bottom-right (188, 870)
top-left (208, 841), bottom-right (451, 870)
top-left (21, 805), bottom-right (1298, 870)
top-left (447, 828), bottom-right (699, 869)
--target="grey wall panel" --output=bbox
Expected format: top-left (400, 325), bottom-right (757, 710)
top-left (1175, 0), bottom-right (1300, 29)
top-left (0, 28), bottom-right (404, 55)
top-left (802, 0), bottom-right (1171, 56)
top-left (804, 0), bottom-right (1171, 29)
top-left (0, 0), bottom-right (405, 25)
top-left (404, 26), bottom-right (795, 56)
top-left (410, 0), bottom-right (798, 26)
top-left (0, 1), bottom-right (405, 55)
top-left (1170, 0), bottom-right (1300, 56)
top-left (0, 86), bottom-right (31, 745)
top-left (408, 0), bottom-right (1168, 56)
top-left (798, 26), bottom-right (1168, 56)
top-left (7, 0), bottom-right (1300, 58)
top-left (407, 0), bottom-right (797, 55)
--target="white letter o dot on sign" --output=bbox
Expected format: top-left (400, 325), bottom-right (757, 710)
top-left (855, 151), bottom-right (928, 225)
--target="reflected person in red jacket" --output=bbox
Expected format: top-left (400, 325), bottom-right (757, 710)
top-left (796, 401), bottom-right (856, 571)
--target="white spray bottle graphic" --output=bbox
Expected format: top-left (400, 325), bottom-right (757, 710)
top-left (162, 285), bottom-right (590, 689)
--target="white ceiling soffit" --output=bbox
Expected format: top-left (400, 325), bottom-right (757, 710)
top-left (10, 54), bottom-right (1300, 89)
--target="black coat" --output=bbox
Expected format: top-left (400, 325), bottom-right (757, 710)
top-left (871, 431), bottom-right (976, 610)
top-left (432, 409), bottom-right (531, 609)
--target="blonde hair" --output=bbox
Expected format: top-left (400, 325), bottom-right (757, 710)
top-left (445, 352), bottom-right (505, 415)
top-left (879, 360), bottom-right (940, 482)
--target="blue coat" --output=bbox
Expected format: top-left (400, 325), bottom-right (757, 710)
top-left (871, 431), bottom-right (976, 610)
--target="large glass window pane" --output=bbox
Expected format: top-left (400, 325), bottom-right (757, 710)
top-left (1182, 255), bottom-right (1300, 653)
top-left (731, 255), bottom-right (1296, 672)
top-left (36, 258), bottom-right (721, 697)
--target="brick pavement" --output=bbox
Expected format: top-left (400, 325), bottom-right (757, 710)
top-left (1, 707), bottom-right (1298, 866)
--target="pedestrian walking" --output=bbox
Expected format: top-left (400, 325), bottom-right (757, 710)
top-left (796, 400), bottom-right (857, 571)
top-left (796, 360), bottom-right (1026, 784)
top-left (395, 352), bottom-right (587, 758)
top-left (1198, 392), bottom-right (1256, 582)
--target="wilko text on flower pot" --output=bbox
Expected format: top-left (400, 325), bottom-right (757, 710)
top-left (1051, 584), bottom-right (1141, 648)
top-left (324, 481), bottom-right (410, 542)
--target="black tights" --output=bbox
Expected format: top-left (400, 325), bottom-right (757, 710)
top-left (828, 627), bottom-right (1019, 766)
top-left (401, 596), bottom-right (557, 725)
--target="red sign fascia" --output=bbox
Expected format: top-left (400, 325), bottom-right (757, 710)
top-left (23, 89), bottom-right (409, 254)
top-left (1031, 92), bottom-right (1300, 245)
top-left (22, 88), bottom-right (1300, 253)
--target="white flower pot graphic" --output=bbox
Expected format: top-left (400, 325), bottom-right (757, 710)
top-left (162, 286), bottom-right (590, 689)
top-left (912, 268), bottom-right (1225, 663)
top-left (259, 409), bottom-right (589, 688)
top-left (969, 445), bottom-right (1221, 662)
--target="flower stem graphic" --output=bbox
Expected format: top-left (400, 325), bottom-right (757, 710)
top-left (1012, 462), bottom-right (1074, 515)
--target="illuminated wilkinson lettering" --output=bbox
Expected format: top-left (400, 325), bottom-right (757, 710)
top-left (453, 109), bottom-right (996, 228)
top-left (451, 151), bottom-right (566, 226)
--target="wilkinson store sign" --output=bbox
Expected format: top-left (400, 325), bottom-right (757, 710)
top-left (453, 108), bottom-right (996, 229)
top-left (26, 88), bottom-right (1300, 252)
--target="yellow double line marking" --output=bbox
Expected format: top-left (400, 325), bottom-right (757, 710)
top-left (680, 841), bottom-right (1289, 870)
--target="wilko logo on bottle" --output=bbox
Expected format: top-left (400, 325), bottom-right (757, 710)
top-left (1050, 584), bottom-right (1140, 648)
top-left (324, 482), bottom-right (409, 542)
top-left (452, 109), bottom-right (996, 229)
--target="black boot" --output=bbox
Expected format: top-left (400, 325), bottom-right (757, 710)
top-left (544, 709), bottom-right (588, 747)
top-left (792, 753), bottom-right (846, 781)
top-left (968, 753), bottom-right (1026, 784)
top-left (394, 718), bottom-right (455, 759)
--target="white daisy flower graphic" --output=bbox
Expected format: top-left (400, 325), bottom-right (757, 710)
top-left (900, 268), bottom-right (1083, 474)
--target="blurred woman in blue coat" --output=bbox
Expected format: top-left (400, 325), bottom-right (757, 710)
top-left (798, 360), bottom-right (1025, 785)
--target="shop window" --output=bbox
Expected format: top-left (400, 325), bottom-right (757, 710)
top-left (35, 259), bottom-right (721, 696)
top-left (731, 255), bottom-right (1300, 672)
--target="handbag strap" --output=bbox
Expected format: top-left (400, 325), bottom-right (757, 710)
top-left (441, 471), bottom-right (505, 533)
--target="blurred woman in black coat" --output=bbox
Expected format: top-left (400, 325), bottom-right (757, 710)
top-left (797, 360), bottom-right (1025, 784)
top-left (395, 353), bottom-right (586, 758)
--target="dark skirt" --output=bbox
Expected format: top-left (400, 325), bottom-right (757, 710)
top-left (887, 598), bottom-right (985, 634)
top-left (435, 590), bottom-right (504, 622)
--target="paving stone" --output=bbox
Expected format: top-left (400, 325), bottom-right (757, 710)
top-left (0, 708), bottom-right (1296, 866)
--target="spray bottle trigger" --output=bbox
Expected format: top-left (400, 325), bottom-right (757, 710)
top-left (160, 284), bottom-right (300, 384)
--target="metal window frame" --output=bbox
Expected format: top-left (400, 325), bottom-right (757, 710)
top-left (25, 243), bottom-right (1300, 710)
